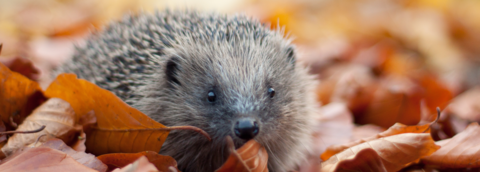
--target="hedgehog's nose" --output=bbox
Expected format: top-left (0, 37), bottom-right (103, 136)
top-left (234, 118), bottom-right (259, 140)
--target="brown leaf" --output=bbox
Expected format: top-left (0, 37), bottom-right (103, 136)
top-left (215, 136), bottom-right (268, 172)
top-left (446, 87), bottom-right (480, 121)
top-left (97, 151), bottom-right (178, 172)
top-left (0, 121), bottom-right (6, 144)
top-left (0, 57), bottom-right (41, 81)
top-left (1, 98), bottom-right (81, 156)
top-left (315, 64), bottom-right (377, 113)
top-left (321, 122), bottom-right (432, 161)
top-left (111, 156), bottom-right (159, 172)
top-left (321, 148), bottom-right (387, 172)
top-left (321, 133), bottom-right (440, 172)
top-left (422, 122), bottom-right (480, 168)
top-left (0, 147), bottom-right (98, 172)
top-left (313, 102), bottom-right (354, 156)
top-left (44, 74), bottom-right (171, 155)
top-left (39, 139), bottom-right (107, 171)
top-left (0, 62), bottom-right (45, 130)
top-left (357, 76), bottom-right (422, 128)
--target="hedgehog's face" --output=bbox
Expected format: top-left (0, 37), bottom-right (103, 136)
top-left (161, 39), bottom-right (311, 152)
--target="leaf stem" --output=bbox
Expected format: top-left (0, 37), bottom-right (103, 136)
top-left (0, 125), bottom-right (46, 135)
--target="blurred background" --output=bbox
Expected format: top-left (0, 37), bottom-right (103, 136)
top-left (1, 0), bottom-right (479, 140)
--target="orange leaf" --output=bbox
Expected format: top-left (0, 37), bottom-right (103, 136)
top-left (321, 122), bottom-right (432, 161)
top-left (215, 137), bottom-right (268, 172)
top-left (321, 133), bottom-right (440, 172)
top-left (322, 148), bottom-right (387, 172)
top-left (357, 76), bottom-right (422, 128)
top-left (44, 74), bottom-right (170, 155)
top-left (97, 151), bottom-right (178, 172)
top-left (0, 63), bottom-right (45, 130)
top-left (422, 122), bottom-right (480, 168)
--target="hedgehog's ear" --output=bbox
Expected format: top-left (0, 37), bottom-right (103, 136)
top-left (286, 46), bottom-right (296, 65)
top-left (165, 56), bottom-right (181, 86)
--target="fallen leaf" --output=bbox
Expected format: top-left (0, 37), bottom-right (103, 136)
top-left (321, 148), bottom-right (387, 172)
top-left (351, 124), bottom-right (385, 141)
top-left (313, 102), bottom-right (354, 156)
top-left (0, 62), bottom-right (45, 130)
top-left (315, 64), bottom-right (377, 114)
top-left (422, 122), bottom-right (480, 168)
top-left (111, 156), bottom-right (159, 172)
top-left (97, 151), bottom-right (178, 172)
top-left (39, 139), bottom-right (107, 171)
top-left (445, 87), bottom-right (480, 121)
top-left (414, 73), bottom-right (453, 115)
top-left (321, 122), bottom-right (432, 161)
top-left (321, 133), bottom-right (440, 172)
top-left (0, 147), bottom-right (97, 172)
top-left (44, 74), bottom-right (170, 155)
top-left (1, 98), bottom-right (80, 156)
top-left (0, 121), bottom-right (6, 143)
top-left (215, 136), bottom-right (268, 172)
top-left (0, 57), bottom-right (41, 81)
top-left (357, 76), bottom-right (422, 128)
top-left (71, 110), bottom-right (97, 152)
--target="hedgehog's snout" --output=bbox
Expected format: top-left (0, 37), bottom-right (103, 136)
top-left (233, 118), bottom-right (259, 140)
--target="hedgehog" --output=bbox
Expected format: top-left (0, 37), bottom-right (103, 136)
top-left (56, 10), bottom-right (319, 172)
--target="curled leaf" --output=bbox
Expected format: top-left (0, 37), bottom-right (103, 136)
top-left (45, 74), bottom-right (173, 155)
top-left (322, 133), bottom-right (440, 172)
top-left (1, 98), bottom-right (80, 156)
top-left (422, 122), bottom-right (480, 168)
top-left (0, 63), bottom-right (45, 130)
top-left (215, 136), bottom-right (268, 172)
top-left (321, 122), bottom-right (433, 161)
top-left (321, 148), bottom-right (387, 172)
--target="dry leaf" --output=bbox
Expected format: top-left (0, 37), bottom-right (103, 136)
top-left (313, 102), bottom-right (354, 156)
top-left (351, 124), bottom-right (385, 141)
top-left (321, 122), bottom-right (432, 161)
top-left (315, 64), bottom-right (377, 113)
top-left (0, 57), bottom-right (40, 81)
top-left (215, 136), bottom-right (268, 172)
top-left (357, 76), bottom-right (422, 128)
top-left (44, 74), bottom-right (170, 155)
top-left (0, 121), bottom-right (6, 143)
top-left (98, 151), bottom-right (178, 172)
top-left (0, 63), bottom-right (45, 130)
top-left (39, 139), bottom-right (107, 171)
top-left (321, 133), bottom-right (440, 172)
top-left (446, 87), bottom-right (480, 121)
top-left (111, 156), bottom-right (159, 172)
top-left (422, 122), bottom-right (480, 168)
top-left (1, 98), bottom-right (80, 156)
top-left (0, 147), bottom-right (97, 172)
top-left (321, 148), bottom-right (387, 172)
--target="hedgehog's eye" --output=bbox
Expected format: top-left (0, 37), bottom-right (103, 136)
top-left (207, 90), bottom-right (216, 102)
top-left (268, 88), bottom-right (275, 98)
